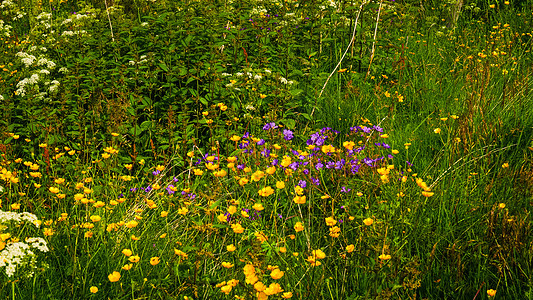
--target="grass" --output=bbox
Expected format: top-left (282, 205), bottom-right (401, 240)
top-left (0, 0), bottom-right (532, 299)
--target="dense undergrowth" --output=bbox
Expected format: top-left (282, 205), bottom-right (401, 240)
top-left (0, 0), bottom-right (533, 299)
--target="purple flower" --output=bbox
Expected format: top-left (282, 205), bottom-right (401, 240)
top-left (303, 169), bottom-right (309, 175)
top-left (272, 159), bottom-right (279, 166)
top-left (315, 162), bottom-right (324, 170)
top-left (173, 176), bottom-right (179, 182)
top-left (298, 180), bottom-right (307, 188)
top-left (326, 161), bottom-right (335, 169)
top-left (261, 148), bottom-right (271, 157)
top-left (152, 170), bottom-right (161, 176)
top-left (335, 159), bottom-right (346, 170)
top-left (340, 186), bottom-right (351, 193)
top-left (311, 177), bottom-right (320, 185)
top-left (283, 129), bottom-right (294, 141)
top-left (166, 185), bottom-right (176, 195)
top-left (257, 139), bottom-right (266, 146)
top-left (289, 162), bottom-right (299, 170)
top-left (263, 122), bottom-right (278, 130)
top-left (237, 164), bottom-right (245, 170)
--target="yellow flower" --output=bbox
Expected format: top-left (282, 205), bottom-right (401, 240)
top-left (214, 169), bottom-right (227, 177)
top-left (379, 254), bottom-right (391, 260)
top-left (11, 203), bottom-right (20, 210)
top-left (502, 162), bottom-right (509, 168)
top-left (178, 207), bottom-right (189, 215)
top-left (293, 195), bottom-right (306, 204)
top-left (231, 223), bottom-right (244, 234)
top-left (150, 257), bottom-right (160, 266)
top-left (487, 289), bottom-right (497, 297)
top-left (266, 166), bottom-right (276, 175)
top-left (226, 244), bottom-right (236, 252)
top-left (54, 178), bottom-right (65, 184)
top-left (251, 170), bottom-right (265, 182)
top-left (160, 211), bottom-right (168, 217)
top-left (434, 128), bottom-right (441, 134)
top-left (129, 255), bottom-right (140, 263)
top-left (222, 262), bottom-right (234, 268)
top-left (238, 177), bottom-right (249, 186)
top-left (294, 222), bottom-right (304, 232)
top-left (193, 169), bottom-right (204, 175)
top-left (84, 231), bottom-right (93, 238)
top-left (325, 217), bottom-right (337, 226)
top-left (253, 203), bottom-right (265, 211)
top-left (270, 268), bottom-right (284, 280)
top-left (122, 249), bottom-right (133, 256)
top-left (282, 292), bottom-right (293, 299)
top-left (43, 228), bottom-right (54, 236)
top-left (49, 187), bottom-right (60, 194)
top-left (276, 181), bottom-right (285, 189)
top-left (122, 264), bottom-right (133, 270)
top-left (363, 218), bottom-right (374, 226)
top-left (108, 271), bottom-right (121, 282)
top-left (90, 286), bottom-right (98, 293)
top-left (174, 249), bottom-right (188, 259)
top-left (422, 191), bottom-right (434, 197)
top-left (499, 203), bottom-right (506, 209)
top-left (346, 244), bottom-right (355, 253)
top-left (329, 226), bottom-right (341, 238)
top-left (125, 220), bottom-right (138, 228)
top-left (90, 215), bottom-right (101, 222)
top-left (255, 231), bottom-right (268, 243)
top-left (102, 153), bottom-right (111, 159)
top-left (93, 201), bottom-right (105, 208)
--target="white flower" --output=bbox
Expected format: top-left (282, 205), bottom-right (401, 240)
top-left (141, 22), bottom-right (148, 26)
top-left (280, 77), bottom-right (288, 84)
top-left (59, 67), bottom-right (68, 74)
top-left (264, 69), bottom-right (271, 74)
top-left (235, 72), bottom-right (244, 77)
top-left (39, 69), bottom-right (50, 75)
top-left (221, 73), bottom-right (232, 77)
top-left (254, 74), bottom-right (262, 81)
top-left (61, 18), bottom-right (72, 25)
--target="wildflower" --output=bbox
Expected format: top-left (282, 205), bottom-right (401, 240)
top-left (276, 181), bottom-right (285, 189)
top-left (379, 254), bottom-right (391, 260)
top-left (11, 203), bottom-right (20, 210)
top-left (178, 207), bottom-right (189, 215)
top-left (282, 292), bottom-right (293, 299)
top-left (329, 226), bottom-right (341, 237)
top-left (422, 191), bottom-right (434, 197)
top-left (487, 289), bottom-right (496, 297)
top-left (271, 268), bottom-right (284, 280)
top-left (122, 264), bottom-right (133, 270)
top-left (108, 271), bottom-right (121, 282)
top-left (43, 228), bottom-right (54, 236)
top-left (49, 187), bottom-right (60, 194)
top-left (255, 231), bottom-right (268, 243)
top-left (231, 223), bottom-right (245, 234)
top-left (253, 203), bottom-right (265, 211)
top-left (283, 129), bottom-right (294, 141)
top-left (258, 186), bottom-right (274, 197)
top-left (363, 218), bottom-right (374, 226)
top-left (502, 162), bottom-right (509, 168)
top-left (129, 255), bottom-right (140, 263)
top-left (222, 262), bottom-right (234, 268)
top-left (325, 217), bottom-right (337, 226)
top-left (499, 203), bottom-right (506, 209)
top-left (122, 249), bottom-right (133, 256)
top-left (90, 215), bottom-right (101, 222)
top-left (160, 211), bottom-right (168, 217)
top-left (174, 249), bottom-right (188, 259)
top-left (434, 128), bottom-right (441, 134)
top-left (125, 220), bottom-right (138, 228)
top-left (150, 257), bottom-right (160, 266)
top-left (294, 222), bottom-right (304, 232)
top-left (346, 244), bottom-right (355, 253)
top-left (254, 281), bottom-right (267, 292)
top-left (227, 244), bottom-right (236, 252)
top-left (90, 286), bottom-right (98, 293)
top-left (293, 195), bottom-right (306, 204)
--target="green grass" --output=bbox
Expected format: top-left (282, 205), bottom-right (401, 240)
top-left (0, 0), bottom-right (532, 299)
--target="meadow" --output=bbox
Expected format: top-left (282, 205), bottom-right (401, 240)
top-left (0, 0), bottom-right (532, 299)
